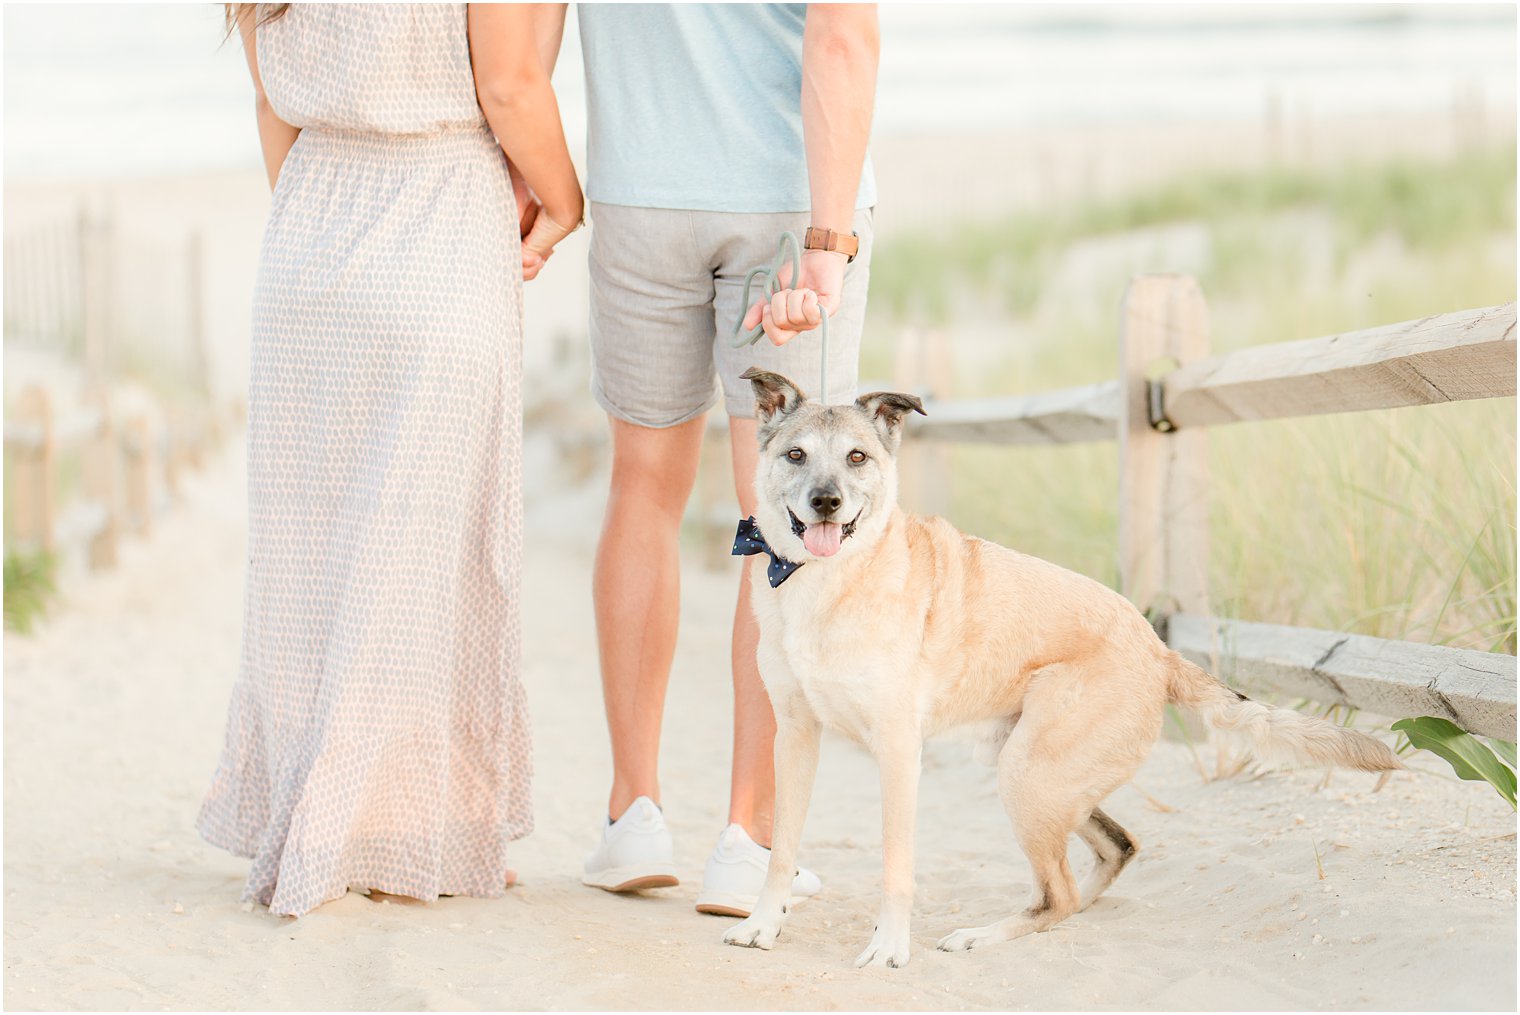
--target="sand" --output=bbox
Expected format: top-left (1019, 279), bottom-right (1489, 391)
top-left (5, 107), bottom-right (1518, 1011)
top-left (3, 436), bottom-right (1515, 1012)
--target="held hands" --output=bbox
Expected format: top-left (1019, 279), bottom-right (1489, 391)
top-left (509, 159), bottom-right (581, 281)
top-left (741, 249), bottom-right (847, 346)
top-left (521, 210), bottom-right (578, 281)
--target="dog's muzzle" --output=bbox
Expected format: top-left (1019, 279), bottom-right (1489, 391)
top-left (788, 507), bottom-right (862, 540)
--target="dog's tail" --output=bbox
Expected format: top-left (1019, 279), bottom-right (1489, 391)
top-left (1166, 652), bottom-right (1402, 772)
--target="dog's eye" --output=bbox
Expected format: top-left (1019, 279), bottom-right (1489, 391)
top-left (848, 450), bottom-right (867, 465)
top-left (787, 448), bottom-right (805, 462)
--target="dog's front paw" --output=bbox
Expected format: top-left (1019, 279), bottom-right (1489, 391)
top-left (853, 924), bottom-right (911, 969)
top-left (937, 925), bottom-right (997, 952)
top-left (723, 915), bottom-right (782, 951)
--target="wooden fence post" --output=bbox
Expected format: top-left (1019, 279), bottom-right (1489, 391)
top-left (1118, 275), bottom-right (1211, 625)
top-left (81, 383), bottom-right (119, 569)
top-left (125, 414), bottom-right (153, 537)
top-left (11, 386), bottom-right (57, 553)
top-left (187, 231), bottom-right (222, 456)
top-left (895, 326), bottom-right (954, 518)
top-left (163, 412), bottom-right (183, 498)
top-left (80, 208), bottom-right (111, 380)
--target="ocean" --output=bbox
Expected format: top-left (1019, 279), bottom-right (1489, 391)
top-left (4, 3), bottom-right (1515, 181)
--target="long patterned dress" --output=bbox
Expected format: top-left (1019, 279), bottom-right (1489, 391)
top-left (197, 3), bottom-right (531, 918)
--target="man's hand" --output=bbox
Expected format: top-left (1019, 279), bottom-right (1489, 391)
top-left (741, 249), bottom-right (848, 346)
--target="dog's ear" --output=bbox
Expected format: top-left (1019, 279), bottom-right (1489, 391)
top-left (855, 390), bottom-right (927, 451)
top-left (741, 368), bottom-right (808, 425)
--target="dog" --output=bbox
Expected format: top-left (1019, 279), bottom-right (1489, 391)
top-left (721, 368), bottom-right (1401, 969)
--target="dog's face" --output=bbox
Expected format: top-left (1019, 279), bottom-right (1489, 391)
top-left (742, 368), bottom-right (925, 563)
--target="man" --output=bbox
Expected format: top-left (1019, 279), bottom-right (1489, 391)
top-left (576, 3), bottom-right (879, 916)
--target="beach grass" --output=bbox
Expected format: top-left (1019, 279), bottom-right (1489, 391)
top-left (866, 142), bottom-right (1517, 653)
top-left (4, 547), bottom-right (58, 634)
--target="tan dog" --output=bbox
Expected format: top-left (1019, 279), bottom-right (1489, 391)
top-left (721, 369), bottom-right (1400, 969)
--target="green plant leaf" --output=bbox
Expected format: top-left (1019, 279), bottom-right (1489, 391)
top-left (1391, 717), bottom-right (1517, 810)
top-left (1489, 738), bottom-right (1518, 772)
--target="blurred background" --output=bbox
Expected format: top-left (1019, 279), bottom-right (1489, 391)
top-left (4, 2), bottom-right (1516, 650)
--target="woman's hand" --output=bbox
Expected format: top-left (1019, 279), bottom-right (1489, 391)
top-left (520, 210), bottom-right (579, 280)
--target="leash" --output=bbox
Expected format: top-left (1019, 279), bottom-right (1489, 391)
top-left (729, 230), bottom-right (831, 403)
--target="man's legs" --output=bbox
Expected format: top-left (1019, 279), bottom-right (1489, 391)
top-left (594, 414), bottom-right (706, 821)
top-left (725, 415), bottom-right (775, 847)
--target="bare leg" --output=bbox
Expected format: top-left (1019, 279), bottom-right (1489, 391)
top-left (594, 415), bottom-right (705, 821)
top-left (726, 416), bottom-right (776, 846)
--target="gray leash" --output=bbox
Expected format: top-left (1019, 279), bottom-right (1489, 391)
top-left (729, 230), bottom-right (830, 401)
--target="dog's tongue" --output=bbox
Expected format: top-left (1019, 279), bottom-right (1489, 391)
top-left (802, 521), bottom-right (843, 557)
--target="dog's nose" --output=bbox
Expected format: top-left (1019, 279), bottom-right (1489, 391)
top-left (809, 487), bottom-right (843, 516)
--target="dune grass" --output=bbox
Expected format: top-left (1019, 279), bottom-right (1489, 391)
top-left (4, 547), bottom-right (58, 634)
top-left (867, 143), bottom-right (1517, 653)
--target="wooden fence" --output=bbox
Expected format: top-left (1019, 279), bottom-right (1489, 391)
top-left (4, 209), bottom-right (223, 571)
top-left (907, 277), bottom-right (1517, 741)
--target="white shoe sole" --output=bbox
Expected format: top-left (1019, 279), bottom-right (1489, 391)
top-left (582, 862), bottom-right (679, 893)
top-left (694, 888), bottom-right (809, 918)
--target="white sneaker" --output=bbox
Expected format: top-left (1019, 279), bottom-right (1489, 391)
top-left (695, 823), bottom-right (822, 917)
top-left (581, 796), bottom-right (680, 892)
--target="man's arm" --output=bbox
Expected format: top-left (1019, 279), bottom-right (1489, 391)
top-left (803, 3), bottom-right (879, 236)
top-left (745, 3), bottom-right (879, 346)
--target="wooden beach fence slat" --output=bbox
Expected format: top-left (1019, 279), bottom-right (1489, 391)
top-left (124, 415), bottom-right (154, 536)
top-left (1168, 613), bottom-right (1518, 741)
top-left (8, 387), bottom-right (57, 552)
top-left (1118, 274), bottom-right (1211, 622)
top-left (895, 283), bottom-right (1515, 740)
top-left (1160, 302), bottom-right (1517, 428)
top-left (903, 302), bottom-right (1517, 447)
top-left (80, 383), bottom-right (119, 569)
top-left (909, 381), bottom-right (1120, 445)
top-left (895, 326), bottom-right (954, 516)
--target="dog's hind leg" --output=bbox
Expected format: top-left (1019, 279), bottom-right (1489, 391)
top-left (935, 759), bottom-right (1083, 952)
top-left (938, 668), bottom-right (1154, 953)
top-left (1073, 807), bottom-right (1137, 911)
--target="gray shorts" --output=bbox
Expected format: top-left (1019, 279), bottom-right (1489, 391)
top-left (588, 202), bottom-right (874, 426)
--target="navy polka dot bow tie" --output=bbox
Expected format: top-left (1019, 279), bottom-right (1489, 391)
top-left (733, 516), bottom-right (804, 588)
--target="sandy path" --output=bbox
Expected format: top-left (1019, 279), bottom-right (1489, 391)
top-left (4, 442), bottom-right (1515, 1011)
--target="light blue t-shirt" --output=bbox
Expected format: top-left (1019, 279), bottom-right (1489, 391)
top-left (577, 3), bottom-right (877, 213)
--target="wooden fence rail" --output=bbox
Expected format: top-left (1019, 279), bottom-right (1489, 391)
top-left (5, 207), bottom-right (224, 576)
top-left (904, 280), bottom-right (1517, 739)
top-left (5, 390), bottom-right (211, 571)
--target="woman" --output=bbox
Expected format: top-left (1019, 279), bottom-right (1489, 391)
top-left (198, 3), bottom-right (581, 917)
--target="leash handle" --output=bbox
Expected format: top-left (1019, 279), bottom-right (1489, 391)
top-left (730, 230), bottom-right (830, 402)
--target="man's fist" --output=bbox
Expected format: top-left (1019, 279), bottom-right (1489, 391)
top-left (741, 249), bottom-right (848, 347)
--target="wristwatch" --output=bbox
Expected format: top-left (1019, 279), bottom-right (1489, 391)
top-left (803, 226), bottom-right (859, 263)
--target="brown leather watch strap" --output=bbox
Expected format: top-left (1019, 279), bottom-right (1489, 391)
top-left (803, 226), bottom-right (859, 263)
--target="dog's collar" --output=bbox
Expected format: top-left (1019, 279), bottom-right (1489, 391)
top-left (733, 516), bottom-right (804, 588)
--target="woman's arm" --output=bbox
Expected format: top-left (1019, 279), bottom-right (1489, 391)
top-left (469, 4), bottom-right (583, 241)
top-left (236, 7), bottom-right (300, 191)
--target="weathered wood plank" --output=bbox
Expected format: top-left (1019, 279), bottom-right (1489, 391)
top-left (907, 381), bottom-right (1119, 445)
top-left (1168, 613), bottom-right (1517, 741)
top-left (1119, 275), bottom-right (1211, 620)
top-left (1162, 303), bottom-right (1517, 428)
top-left (5, 406), bottom-right (102, 449)
top-left (9, 386), bottom-right (56, 551)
